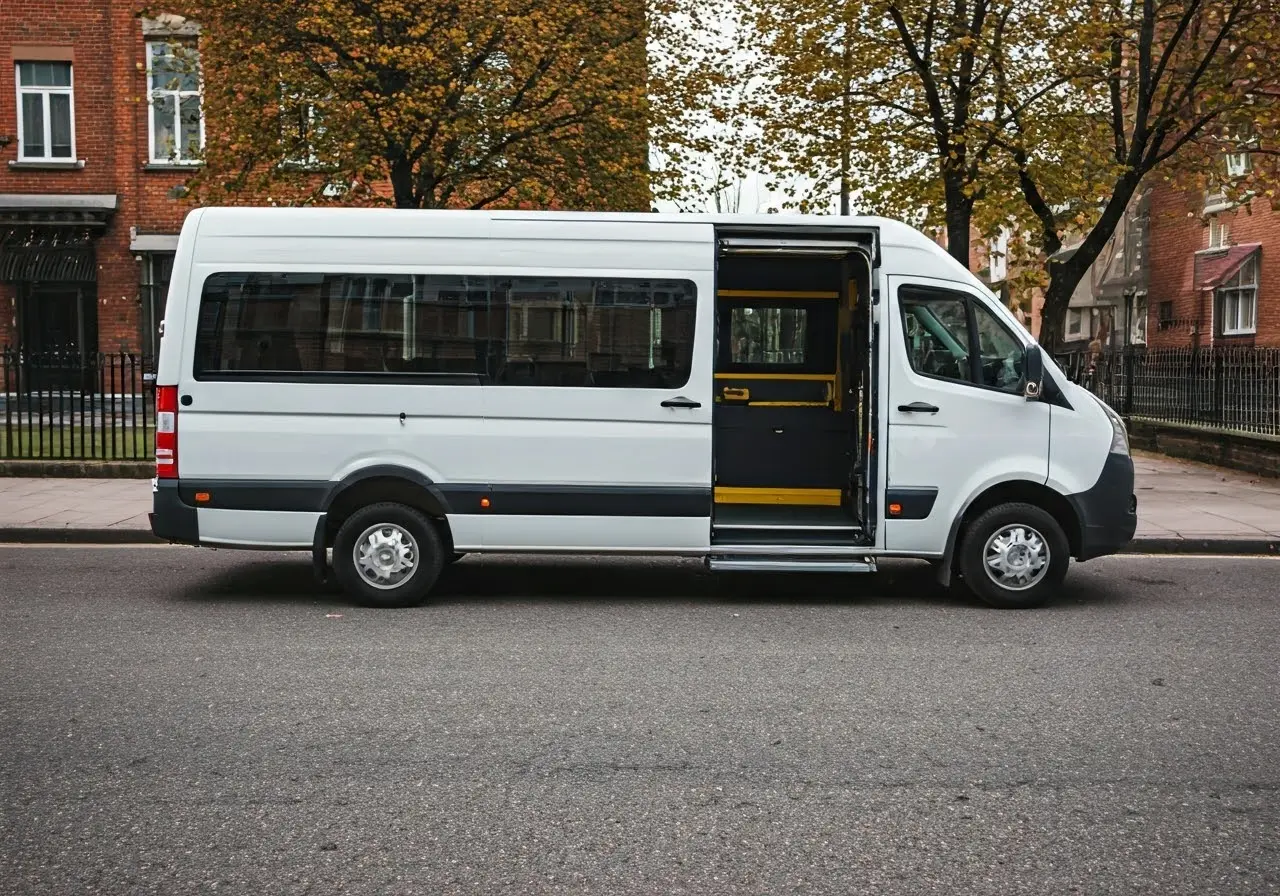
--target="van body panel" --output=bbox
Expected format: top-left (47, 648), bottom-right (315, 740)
top-left (197, 508), bottom-right (320, 548)
top-left (482, 515), bottom-right (710, 553)
top-left (882, 274), bottom-right (1051, 554)
top-left (1045, 381), bottom-right (1112, 496)
top-left (176, 385), bottom-right (485, 485)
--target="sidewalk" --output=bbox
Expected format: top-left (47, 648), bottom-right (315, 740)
top-left (0, 452), bottom-right (1278, 552)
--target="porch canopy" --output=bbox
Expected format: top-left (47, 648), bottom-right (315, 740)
top-left (0, 194), bottom-right (117, 283)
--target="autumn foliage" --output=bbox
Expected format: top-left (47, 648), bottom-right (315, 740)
top-left (159, 0), bottom-right (653, 211)
top-left (705, 0), bottom-right (1280, 345)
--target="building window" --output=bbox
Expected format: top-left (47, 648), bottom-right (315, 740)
top-left (140, 253), bottom-right (175, 358)
top-left (147, 41), bottom-right (203, 164)
top-left (1217, 255), bottom-right (1258, 337)
top-left (1226, 152), bottom-right (1251, 178)
top-left (1208, 216), bottom-right (1230, 249)
top-left (1065, 308), bottom-right (1093, 340)
top-left (15, 61), bottom-right (75, 161)
top-left (1130, 295), bottom-right (1148, 345)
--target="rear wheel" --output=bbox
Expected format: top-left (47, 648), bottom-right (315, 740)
top-left (332, 503), bottom-right (444, 608)
top-left (957, 502), bottom-right (1069, 609)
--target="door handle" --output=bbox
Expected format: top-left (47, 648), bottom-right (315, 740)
top-left (897, 401), bottom-right (940, 413)
top-left (661, 396), bottom-right (702, 409)
top-left (721, 386), bottom-right (750, 401)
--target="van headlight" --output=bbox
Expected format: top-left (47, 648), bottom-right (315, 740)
top-left (1093, 396), bottom-right (1130, 455)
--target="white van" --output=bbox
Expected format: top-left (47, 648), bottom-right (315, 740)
top-left (149, 208), bottom-right (1136, 609)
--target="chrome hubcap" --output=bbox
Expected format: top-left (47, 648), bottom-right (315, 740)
top-left (983, 524), bottom-right (1050, 591)
top-left (354, 523), bottom-right (418, 590)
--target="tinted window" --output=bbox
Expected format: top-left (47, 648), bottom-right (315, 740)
top-left (716, 299), bottom-right (837, 375)
top-left (730, 306), bottom-right (807, 365)
top-left (193, 272), bottom-right (696, 388)
top-left (900, 287), bottom-right (1023, 393)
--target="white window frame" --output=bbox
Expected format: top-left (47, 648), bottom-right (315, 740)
top-left (1130, 295), bottom-right (1148, 346)
top-left (1226, 152), bottom-right (1251, 178)
top-left (1065, 308), bottom-right (1092, 339)
top-left (988, 231), bottom-right (1009, 282)
top-left (146, 40), bottom-right (205, 165)
top-left (1217, 256), bottom-right (1258, 337)
top-left (15, 61), bottom-right (76, 162)
top-left (280, 90), bottom-right (325, 169)
top-left (1208, 216), bottom-right (1230, 249)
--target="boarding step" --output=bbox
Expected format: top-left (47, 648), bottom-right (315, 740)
top-left (711, 526), bottom-right (864, 547)
top-left (707, 543), bottom-right (877, 574)
top-left (707, 556), bottom-right (877, 574)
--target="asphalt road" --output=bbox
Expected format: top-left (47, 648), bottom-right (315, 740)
top-left (1, 548), bottom-right (1277, 896)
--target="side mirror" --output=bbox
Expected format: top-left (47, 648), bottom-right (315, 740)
top-left (1024, 345), bottom-right (1044, 400)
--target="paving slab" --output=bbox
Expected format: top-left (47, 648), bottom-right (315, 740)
top-left (1, 451), bottom-right (1279, 552)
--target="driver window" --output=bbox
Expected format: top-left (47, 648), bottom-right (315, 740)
top-left (972, 301), bottom-right (1024, 393)
top-left (899, 286), bottom-right (1024, 394)
top-left (900, 289), bottom-right (971, 384)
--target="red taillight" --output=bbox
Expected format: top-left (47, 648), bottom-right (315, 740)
top-left (156, 385), bottom-right (178, 480)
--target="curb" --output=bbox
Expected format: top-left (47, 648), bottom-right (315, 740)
top-left (0, 530), bottom-right (1277, 556)
top-left (0, 461), bottom-right (153, 479)
top-left (1123, 536), bottom-right (1280, 556)
top-left (0, 527), bottom-right (163, 545)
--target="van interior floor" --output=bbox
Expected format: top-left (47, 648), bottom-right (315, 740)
top-left (709, 503), bottom-right (874, 574)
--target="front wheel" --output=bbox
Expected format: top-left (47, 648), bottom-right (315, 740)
top-left (957, 503), bottom-right (1069, 609)
top-left (332, 503), bottom-right (445, 608)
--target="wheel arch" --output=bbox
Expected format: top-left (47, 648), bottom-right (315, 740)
top-left (319, 465), bottom-right (455, 553)
top-left (934, 479), bottom-right (1082, 587)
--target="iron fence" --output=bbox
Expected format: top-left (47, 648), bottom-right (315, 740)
top-left (1057, 346), bottom-right (1280, 437)
top-left (4, 342), bottom-right (1277, 462)
top-left (1, 347), bottom-right (156, 461)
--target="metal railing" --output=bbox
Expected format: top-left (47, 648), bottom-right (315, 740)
top-left (1, 347), bottom-right (155, 461)
top-left (5, 342), bottom-right (1276, 461)
top-left (1058, 346), bottom-right (1280, 437)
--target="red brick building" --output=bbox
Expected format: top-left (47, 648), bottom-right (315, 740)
top-left (2, 2), bottom-right (650, 376)
top-left (2, 2), bottom-right (199, 364)
top-left (958, 161), bottom-right (1277, 352)
top-left (1145, 179), bottom-right (1278, 349)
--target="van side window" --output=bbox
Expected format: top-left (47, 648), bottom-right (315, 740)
top-left (192, 272), bottom-right (696, 388)
top-left (899, 287), bottom-right (1024, 394)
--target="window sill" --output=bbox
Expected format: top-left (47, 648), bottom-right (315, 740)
top-left (144, 162), bottom-right (203, 172)
top-left (8, 159), bottom-right (86, 170)
top-left (1220, 329), bottom-right (1257, 338)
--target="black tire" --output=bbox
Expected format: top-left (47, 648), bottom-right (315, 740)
top-left (957, 502), bottom-right (1069, 609)
top-left (332, 503), bottom-right (445, 608)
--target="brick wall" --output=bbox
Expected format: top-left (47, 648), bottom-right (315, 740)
top-left (1146, 181), bottom-right (1280, 348)
top-left (2, 0), bottom-right (197, 355)
top-left (3, 0), bottom-right (652, 360)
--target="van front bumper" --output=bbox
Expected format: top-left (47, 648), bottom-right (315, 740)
top-left (1067, 452), bottom-right (1138, 561)
top-left (149, 480), bottom-right (200, 545)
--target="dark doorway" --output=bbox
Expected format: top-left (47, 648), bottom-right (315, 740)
top-left (17, 283), bottom-right (99, 392)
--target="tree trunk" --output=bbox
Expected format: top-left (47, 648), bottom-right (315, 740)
top-left (943, 177), bottom-right (972, 268)
top-left (1037, 180), bottom-right (1142, 351)
top-left (1038, 267), bottom-right (1073, 351)
top-left (389, 156), bottom-right (417, 209)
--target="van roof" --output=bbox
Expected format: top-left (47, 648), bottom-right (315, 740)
top-left (186, 206), bottom-right (944, 251)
